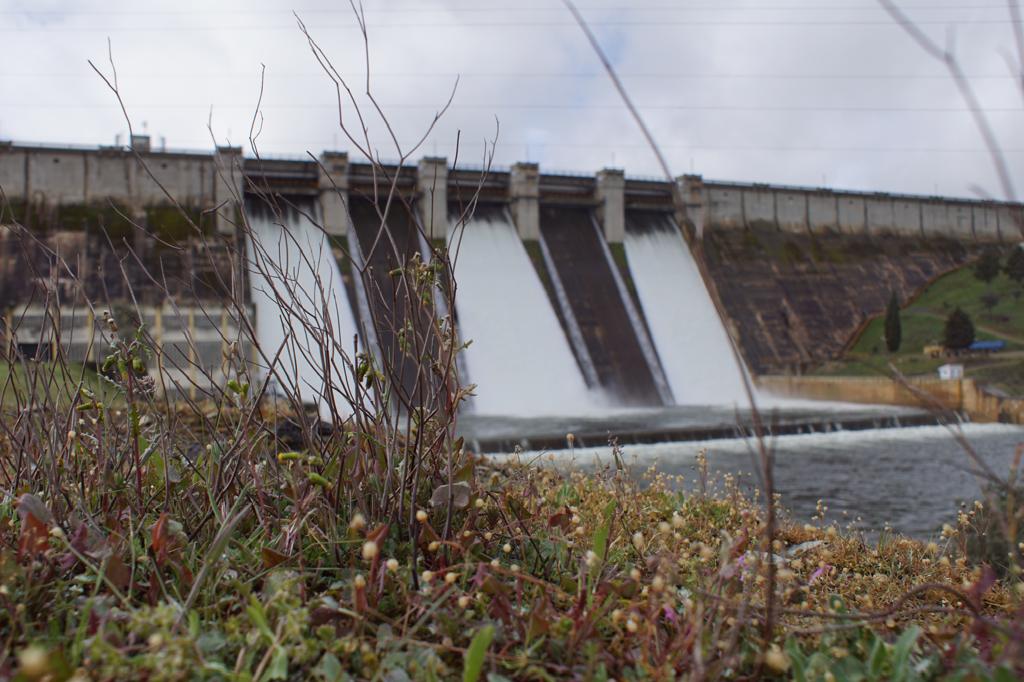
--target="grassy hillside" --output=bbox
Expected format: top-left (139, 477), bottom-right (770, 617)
top-left (816, 260), bottom-right (1024, 394)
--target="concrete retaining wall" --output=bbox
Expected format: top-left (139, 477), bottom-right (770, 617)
top-left (758, 375), bottom-right (1024, 424)
top-left (704, 181), bottom-right (1019, 243)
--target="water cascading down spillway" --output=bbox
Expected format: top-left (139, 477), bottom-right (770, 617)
top-left (623, 210), bottom-right (749, 405)
top-left (246, 199), bottom-right (362, 416)
top-left (449, 206), bottom-right (597, 415)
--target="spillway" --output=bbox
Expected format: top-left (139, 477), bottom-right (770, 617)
top-left (450, 206), bottom-right (596, 415)
top-left (624, 211), bottom-right (748, 405)
top-left (246, 202), bottom-right (362, 416)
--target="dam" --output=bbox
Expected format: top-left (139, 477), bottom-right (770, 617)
top-left (1, 139), bottom-right (1021, 424)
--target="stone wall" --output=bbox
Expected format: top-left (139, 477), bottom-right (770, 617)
top-left (703, 226), bottom-right (970, 373)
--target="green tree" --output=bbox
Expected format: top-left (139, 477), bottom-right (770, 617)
top-left (1005, 245), bottom-right (1024, 286)
top-left (973, 249), bottom-right (1001, 284)
top-left (943, 307), bottom-right (975, 350)
top-left (884, 292), bottom-right (902, 352)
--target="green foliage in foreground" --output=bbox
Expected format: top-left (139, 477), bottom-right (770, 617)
top-left (2, 451), bottom-right (1022, 680)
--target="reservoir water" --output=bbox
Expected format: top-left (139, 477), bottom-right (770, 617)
top-left (488, 422), bottom-right (1024, 539)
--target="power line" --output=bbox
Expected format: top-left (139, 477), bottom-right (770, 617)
top-left (0, 71), bottom-right (1017, 80)
top-left (7, 103), bottom-right (1022, 112)
top-left (1, 4), bottom-right (1018, 13)
top-left (1, 19), bottom-right (1021, 32)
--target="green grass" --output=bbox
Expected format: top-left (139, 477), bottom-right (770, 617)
top-left (0, 361), bottom-right (118, 407)
top-left (819, 263), bottom-right (1024, 394)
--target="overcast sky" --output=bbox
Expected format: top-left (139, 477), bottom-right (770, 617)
top-left (1, 0), bottom-right (1022, 200)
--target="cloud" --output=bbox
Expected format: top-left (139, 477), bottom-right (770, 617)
top-left (0, 0), bottom-right (1021, 200)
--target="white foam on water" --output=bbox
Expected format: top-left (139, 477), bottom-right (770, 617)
top-left (450, 210), bottom-right (599, 415)
top-left (624, 222), bottom-right (749, 405)
top-left (488, 423), bottom-right (1024, 461)
top-left (247, 208), bottom-right (362, 417)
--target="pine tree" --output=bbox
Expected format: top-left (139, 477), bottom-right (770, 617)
top-left (1006, 245), bottom-right (1024, 286)
top-left (884, 292), bottom-right (902, 352)
top-left (943, 307), bottom-right (975, 350)
top-left (974, 249), bottom-right (1001, 284)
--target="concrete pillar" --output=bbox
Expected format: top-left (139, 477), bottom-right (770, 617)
top-left (678, 174), bottom-right (706, 238)
top-left (213, 146), bottom-right (243, 236)
top-left (417, 156), bottom-right (448, 240)
top-left (595, 168), bottom-right (625, 243)
top-left (509, 162), bottom-right (540, 240)
top-left (319, 151), bottom-right (350, 236)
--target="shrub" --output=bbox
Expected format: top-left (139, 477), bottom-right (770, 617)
top-left (974, 249), bottom-right (1002, 284)
top-left (943, 307), bottom-right (976, 350)
top-left (884, 291), bottom-right (902, 352)
top-left (1006, 245), bottom-right (1024, 286)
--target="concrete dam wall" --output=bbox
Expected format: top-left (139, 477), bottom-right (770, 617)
top-left (1, 140), bottom-right (1021, 410)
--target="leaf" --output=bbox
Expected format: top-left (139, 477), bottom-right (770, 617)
top-left (152, 512), bottom-right (171, 566)
top-left (868, 636), bottom-right (887, 680)
top-left (592, 499), bottom-right (616, 561)
top-left (16, 493), bottom-right (54, 525)
top-left (261, 547), bottom-right (289, 570)
top-left (104, 554), bottom-right (131, 590)
top-left (891, 625), bottom-right (921, 682)
top-left (314, 653), bottom-right (344, 681)
top-left (431, 482), bottom-right (471, 510)
top-left (267, 647), bottom-right (289, 680)
top-left (462, 624), bottom-right (495, 682)
top-left (454, 457), bottom-right (475, 483)
top-left (16, 494), bottom-right (52, 559)
top-left (246, 596), bottom-right (274, 641)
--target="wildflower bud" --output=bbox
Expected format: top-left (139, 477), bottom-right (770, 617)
top-left (428, 541), bottom-right (441, 552)
top-left (611, 609), bottom-right (624, 623)
top-left (658, 521), bottom-right (671, 534)
top-left (421, 570), bottom-right (434, 584)
top-left (474, 498), bottom-right (485, 509)
top-left (148, 633), bottom-right (163, 649)
top-left (632, 532), bottom-right (644, 551)
top-left (510, 564), bottom-right (520, 573)
top-left (626, 618), bottom-right (639, 633)
top-left (490, 558), bottom-right (500, 568)
top-left (764, 645), bottom-right (790, 674)
top-left (630, 568), bottom-right (641, 581)
top-left (386, 558), bottom-right (399, 572)
top-left (361, 541), bottom-right (378, 561)
top-left (18, 645), bottom-right (50, 678)
top-left (445, 572), bottom-right (458, 585)
top-left (349, 514), bottom-right (366, 531)
top-left (416, 510), bottom-right (428, 523)
top-left (484, 532), bottom-right (493, 541)
top-left (584, 550), bottom-right (598, 567)
top-left (458, 595), bottom-right (471, 609)
top-left (354, 574), bottom-right (366, 588)
top-left (651, 575), bottom-right (666, 592)
top-left (672, 513), bottom-right (684, 529)
top-left (67, 430), bottom-right (77, 441)
top-left (502, 543), bottom-right (512, 553)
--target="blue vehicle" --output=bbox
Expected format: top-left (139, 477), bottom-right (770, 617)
top-left (968, 340), bottom-right (1006, 353)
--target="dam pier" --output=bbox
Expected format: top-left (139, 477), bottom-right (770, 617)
top-left (1, 139), bottom-right (1021, 422)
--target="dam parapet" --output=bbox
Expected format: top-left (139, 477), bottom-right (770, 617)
top-left (2, 139), bottom-right (1022, 407)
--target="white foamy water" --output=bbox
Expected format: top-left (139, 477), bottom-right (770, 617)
top-left (450, 210), bottom-right (598, 415)
top-left (247, 207), bottom-right (362, 417)
top-left (625, 221), bottom-right (749, 405)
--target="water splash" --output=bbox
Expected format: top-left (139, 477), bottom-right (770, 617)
top-left (246, 203), bottom-right (362, 417)
top-left (624, 214), bottom-right (748, 405)
top-left (450, 208), bottom-right (597, 415)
